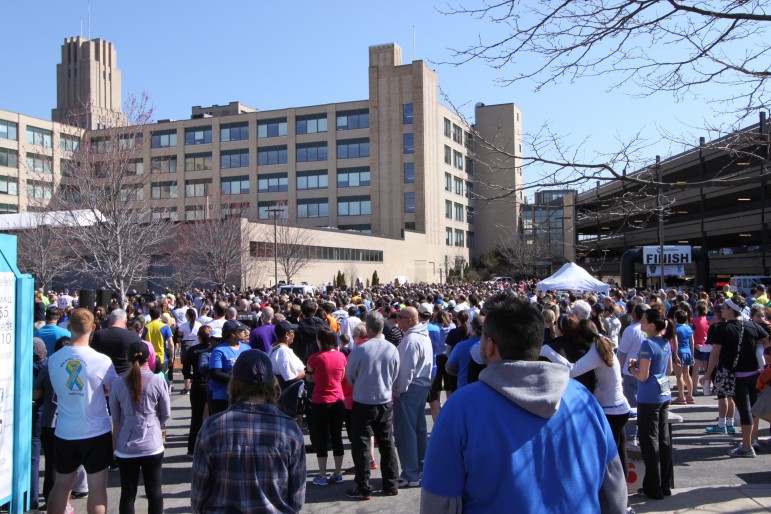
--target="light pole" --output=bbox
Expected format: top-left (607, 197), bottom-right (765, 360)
top-left (268, 207), bottom-right (283, 287)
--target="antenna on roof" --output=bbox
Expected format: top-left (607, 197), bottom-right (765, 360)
top-left (88, 0), bottom-right (91, 39)
top-left (80, 18), bottom-right (83, 38)
top-left (412, 25), bottom-right (416, 61)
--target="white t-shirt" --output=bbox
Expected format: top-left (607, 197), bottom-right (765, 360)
top-left (205, 318), bottom-right (226, 339)
top-left (270, 345), bottom-right (305, 382)
top-left (56, 294), bottom-right (74, 310)
top-left (178, 321), bottom-right (202, 343)
top-left (48, 345), bottom-right (118, 440)
top-left (618, 322), bottom-right (646, 377)
top-left (173, 307), bottom-right (189, 325)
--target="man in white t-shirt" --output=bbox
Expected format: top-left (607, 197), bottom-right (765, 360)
top-left (617, 303), bottom-right (648, 441)
top-left (56, 288), bottom-right (74, 310)
top-left (47, 307), bottom-right (118, 514)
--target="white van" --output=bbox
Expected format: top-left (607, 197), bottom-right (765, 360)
top-left (729, 276), bottom-right (771, 296)
top-left (277, 284), bottom-right (317, 296)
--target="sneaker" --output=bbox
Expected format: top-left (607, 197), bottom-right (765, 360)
top-left (329, 473), bottom-right (343, 484)
top-left (381, 489), bottom-right (399, 496)
top-left (705, 424), bottom-right (727, 434)
top-left (397, 476), bottom-right (421, 488)
top-left (70, 491), bottom-right (88, 499)
top-left (180, 388), bottom-right (190, 395)
top-left (370, 459), bottom-right (378, 470)
top-left (345, 487), bottom-right (372, 500)
top-left (109, 462), bottom-right (119, 472)
top-left (312, 475), bottom-right (329, 487)
top-left (728, 444), bottom-right (756, 458)
top-left (752, 439), bottom-right (761, 453)
top-left (727, 426), bottom-right (737, 434)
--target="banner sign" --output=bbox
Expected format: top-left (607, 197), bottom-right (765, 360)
top-left (646, 265), bottom-right (686, 277)
top-left (0, 272), bottom-right (15, 500)
top-left (643, 245), bottom-right (692, 265)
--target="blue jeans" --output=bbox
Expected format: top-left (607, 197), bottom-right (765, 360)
top-left (622, 374), bottom-right (639, 439)
top-left (393, 385), bottom-right (429, 482)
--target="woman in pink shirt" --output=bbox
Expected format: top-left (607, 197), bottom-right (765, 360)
top-left (307, 327), bottom-right (348, 486)
top-left (691, 302), bottom-right (711, 395)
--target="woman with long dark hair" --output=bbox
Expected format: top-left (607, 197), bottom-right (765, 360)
top-left (109, 342), bottom-right (170, 514)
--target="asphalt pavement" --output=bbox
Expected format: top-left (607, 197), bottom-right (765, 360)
top-left (39, 378), bottom-right (771, 513)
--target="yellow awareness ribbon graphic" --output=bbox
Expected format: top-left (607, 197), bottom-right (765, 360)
top-left (66, 361), bottom-right (84, 391)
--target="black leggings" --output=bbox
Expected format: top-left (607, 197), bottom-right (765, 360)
top-left (312, 400), bottom-right (346, 458)
top-left (188, 381), bottom-right (208, 454)
top-left (605, 412), bottom-right (630, 476)
top-left (733, 373), bottom-right (760, 426)
top-left (117, 452), bottom-right (164, 514)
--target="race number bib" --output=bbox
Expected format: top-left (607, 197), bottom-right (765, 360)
top-left (657, 376), bottom-right (671, 397)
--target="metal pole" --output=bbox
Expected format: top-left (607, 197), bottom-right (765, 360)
top-left (760, 112), bottom-right (768, 275)
top-left (699, 137), bottom-right (707, 284)
top-left (657, 155), bottom-right (665, 290)
top-left (268, 207), bottom-right (282, 287)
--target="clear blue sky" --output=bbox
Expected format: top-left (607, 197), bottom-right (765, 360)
top-left (0, 1), bottom-right (750, 192)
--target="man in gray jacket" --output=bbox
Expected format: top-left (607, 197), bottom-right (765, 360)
top-left (393, 306), bottom-right (433, 488)
top-left (421, 292), bottom-right (627, 514)
top-left (345, 311), bottom-right (400, 500)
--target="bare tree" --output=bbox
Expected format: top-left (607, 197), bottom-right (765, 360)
top-left (496, 228), bottom-right (550, 280)
top-left (15, 222), bottom-right (76, 291)
top-left (276, 219), bottom-right (318, 284)
top-left (52, 93), bottom-right (174, 303)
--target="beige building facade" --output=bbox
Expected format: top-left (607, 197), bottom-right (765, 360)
top-left (0, 37), bottom-right (524, 286)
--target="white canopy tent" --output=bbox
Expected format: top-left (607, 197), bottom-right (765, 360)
top-left (536, 262), bottom-right (610, 294)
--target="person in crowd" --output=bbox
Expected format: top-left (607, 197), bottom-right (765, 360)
top-left (46, 308), bottom-right (119, 514)
top-left (143, 307), bottom-right (173, 379)
top-left (306, 327), bottom-right (348, 486)
top-left (345, 311), bottom-right (400, 500)
top-left (181, 324), bottom-right (212, 457)
top-left (250, 306), bottom-right (277, 353)
top-left (34, 306), bottom-right (71, 356)
top-left (428, 309), bottom-right (453, 420)
top-left (30, 338), bottom-right (47, 511)
top-left (109, 342), bottom-right (170, 514)
top-left (191, 350), bottom-right (306, 513)
top-left (618, 303), bottom-right (649, 441)
top-left (176, 308), bottom-right (201, 395)
top-left (705, 296), bottom-right (770, 457)
top-left (629, 308), bottom-right (674, 499)
top-left (672, 309), bottom-right (695, 404)
top-left (691, 302), bottom-right (711, 396)
top-left (91, 309), bottom-right (142, 377)
top-left (421, 292), bottom-right (626, 513)
top-left (208, 320), bottom-right (251, 415)
top-left (383, 309), bottom-right (403, 346)
top-left (446, 315), bottom-right (484, 389)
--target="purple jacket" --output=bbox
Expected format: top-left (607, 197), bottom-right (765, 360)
top-left (250, 324), bottom-right (277, 354)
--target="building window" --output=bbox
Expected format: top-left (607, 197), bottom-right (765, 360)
top-left (455, 203), bottom-right (464, 221)
top-left (296, 141), bottom-right (328, 162)
top-left (257, 118), bottom-right (288, 138)
top-left (454, 150), bottom-right (464, 170)
top-left (403, 133), bottom-right (414, 154)
top-left (257, 145), bottom-right (287, 165)
top-left (445, 200), bottom-right (452, 219)
top-left (0, 203), bottom-right (18, 214)
top-left (221, 175), bottom-right (250, 195)
top-left (90, 138), bottom-right (111, 154)
top-left (26, 180), bottom-right (52, 200)
top-left (0, 176), bottom-right (18, 196)
top-left (119, 185), bottom-right (144, 202)
top-left (338, 224), bottom-right (372, 234)
top-left (337, 167), bottom-right (370, 188)
top-left (467, 231), bottom-right (475, 249)
top-left (26, 153), bottom-right (52, 174)
top-left (404, 192), bottom-right (415, 213)
top-left (184, 126), bottom-right (212, 145)
top-left (465, 131), bottom-right (473, 149)
top-left (454, 177), bottom-right (464, 196)
top-left (467, 206), bottom-right (475, 224)
top-left (403, 103), bottom-right (414, 125)
top-left (185, 178), bottom-right (212, 198)
top-left (222, 149), bottom-right (250, 168)
top-left (455, 229), bottom-right (465, 247)
top-left (297, 198), bottom-right (329, 218)
top-left (0, 120), bottom-right (18, 141)
top-left (221, 202), bottom-right (249, 219)
top-left (220, 122), bottom-right (249, 142)
top-left (337, 138), bottom-right (370, 159)
top-left (465, 156), bottom-right (474, 174)
top-left (444, 145), bottom-right (451, 165)
top-left (445, 227), bottom-right (452, 246)
top-left (118, 133), bottom-right (142, 150)
top-left (444, 173), bottom-right (452, 192)
top-left (60, 134), bottom-right (80, 152)
top-left (0, 148), bottom-right (18, 169)
top-left (466, 181), bottom-right (474, 199)
top-left (151, 129), bottom-right (177, 148)
top-left (151, 156), bottom-right (178, 174)
top-left (444, 118), bottom-right (451, 138)
top-left (151, 181), bottom-right (178, 199)
top-left (297, 170), bottom-right (328, 190)
top-left (258, 173), bottom-right (288, 193)
top-left (185, 205), bottom-right (205, 221)
top-left (336, 109), bottom-right (369, 130)
top-left (452, 124), bottom-right (463, 144)
top-left (338, 196), bottom-right (371, 216)
top-left (405, 221), bottom-right (416, 230)
top-left (296, 114), bottom-right (328, 135)
top-left (26, 126), bottom-right (52, 148)
top-left (404, 162), bottom-right (415, 184)
top-left (127, 159), bottom-right (144, 176)
top-left (258, 202), bottom-right (288, 220)
top-left (185, 152), bottom-right (212, 171)
top-left (152, 207), bottom-right (178, 221)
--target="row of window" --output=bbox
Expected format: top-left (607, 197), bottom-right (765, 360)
top-left (251, 241), bottom-right (384, 263)
top-left (443, 145), bottom-right (465, 171)
top-left (0, 175), bottom-right (17, 196)
top-left (27, 126), bottom-right (52, 148)
top-left (0, 203), bottom-right (18, 214)
top-left (443, 118), bottom-right (470, 146)
top-left (445, 228), bottom-right (475, 248)
top-left (444, 173), bottom-right (472, 197)
top-left (0, 120), bottom-right (18, 141)
top-left (445, 200), bottom-right (470, 222)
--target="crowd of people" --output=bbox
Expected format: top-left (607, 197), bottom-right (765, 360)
top-left (26, 279), bottom-right (771, 513)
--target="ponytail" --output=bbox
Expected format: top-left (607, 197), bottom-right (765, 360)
top-left (125, 360), bottom-right (143, 406)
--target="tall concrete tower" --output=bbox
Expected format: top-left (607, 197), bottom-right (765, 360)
top-left (52, 37), bottom-right (122, 129)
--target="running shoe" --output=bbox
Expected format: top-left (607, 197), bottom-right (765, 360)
top-left (345, 487), bottom-right (372, 500)
top-left (727, 426), bottom-right (736, 434)
top-left (312, 475), bottom-right (329, 487)
top-left (370, 459), bottom-right (378, 470)
top-left (329, 473), bottom-right (344, 484)
top-left (705, 424), bottom-right (727, 434)
top-left (728, 444), bottom-right (756, 458)
top-left (397, 476), bottom-right (421, 488)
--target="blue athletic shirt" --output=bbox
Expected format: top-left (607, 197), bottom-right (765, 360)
top-left (636, 337), bottom-right (671, 404)
top-left (674, 324), bottom-right (693, 355)
top-left (209, 342), bottom-right (251, 400)
top-left (422, 379), bottom-right (617, 513)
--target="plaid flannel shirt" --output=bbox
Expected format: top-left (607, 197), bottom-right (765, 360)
top-left (191, 401), bottom-right (306, 513)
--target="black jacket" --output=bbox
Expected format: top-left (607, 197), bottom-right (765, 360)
top-left (293, 316), bottom-right (328, 365)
